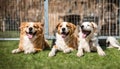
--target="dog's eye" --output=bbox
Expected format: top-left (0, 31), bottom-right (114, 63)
top-left (66, 25), bottom-right (70, 27)
top-left (60, 25), bottom-right (62, 27)
top-left (33, 25), bottom-right (36, 28)
top-left (26, 26), bottom-right (29, 27)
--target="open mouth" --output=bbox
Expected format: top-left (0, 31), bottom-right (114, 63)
top-left (26, 31), bottom-right (37, 39)
top-left (82, 30), bottom-right (91, 38)
top-left (61, 32), bottom-right (69, 38)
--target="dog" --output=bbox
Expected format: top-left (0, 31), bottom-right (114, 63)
top-left (106, 36), bottom-right (120, 50)
top-left (77, 22), bottom-right (106, 57)
top-left (48, 22), bottom-right (78, 57)
top-left (12, 22), bottom-right (49, 54)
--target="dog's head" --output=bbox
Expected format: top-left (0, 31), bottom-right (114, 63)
top-left (80, 22), bottom-right (98, 38)
top-left (56, 22), bottom-right (76, 38)
top-left (20, 22), bottom-right (44, 39)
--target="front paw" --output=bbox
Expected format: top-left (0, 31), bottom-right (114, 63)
top-left (24, 49), bottom-right (36, 54)
top-left (98, 51), bottom-right (106, 56)
top-left (48, 51), bottom-right (55, 57)
top-left (12, 49), bottom-right (21, 54)
top-left (63, 49), bottom-right (71, 53)
top-left (76, 52), bottom-right (84, 57)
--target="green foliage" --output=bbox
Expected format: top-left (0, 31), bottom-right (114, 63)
top-left (0, 41), bottom-right (120, 69)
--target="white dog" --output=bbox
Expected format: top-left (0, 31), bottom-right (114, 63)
top-left (77, 22), bottom-right (106, 57)
top-left (106, 36), bottom-right (120, 50)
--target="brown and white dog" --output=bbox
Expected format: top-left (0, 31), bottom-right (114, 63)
top-left (49, 22), bottom-right (78, 57)
top-left (12, 22), bottom-right (49, 54)
top-left (77, 22), bottom-right (106, 57)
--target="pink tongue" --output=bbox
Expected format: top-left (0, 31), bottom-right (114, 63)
top-left (27, 34), bottom-right (33, 38)
top-left (82, 33), bottom-right (86, 38)
top-left (62, 34), bottom-right (66, 38)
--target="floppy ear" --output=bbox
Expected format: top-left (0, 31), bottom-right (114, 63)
top-left (40, 23), bottom-right (44, 27)
top-left (69, 23), bottom-right (76, 34)
top-left (56, 22), bottom-right (61, 29)
top-left (70, 23), bottom-right (76, 31)
top-left (91, 22), bottom-right (98, 34)
top-left (20, 22), bottom-right (26, 30)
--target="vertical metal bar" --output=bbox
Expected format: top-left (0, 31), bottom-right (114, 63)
top-left (44, 0), bottom-right (49, 38)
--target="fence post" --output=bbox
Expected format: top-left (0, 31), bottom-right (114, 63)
top-left (44, 0), bottom-right (49, 38)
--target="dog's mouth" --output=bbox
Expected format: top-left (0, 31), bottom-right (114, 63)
top-left (61, 32), bottom-right (69, 38)
top-left (82, 30), bottom-right (91, 38)
top-left (26, 31), bottom-right (37, 39)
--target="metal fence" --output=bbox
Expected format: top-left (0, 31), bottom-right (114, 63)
top-left (0, 0), bottom-right (120, 40)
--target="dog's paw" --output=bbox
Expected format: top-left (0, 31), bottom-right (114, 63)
top-left (48, 51), bottom-right (55, 57)
top-left (118, 47), bottom-right (120, 50)
top-left (63, 49), bottom-right (71, 53)
top-left (98, 51), bottom-right (106, 56)
top-left (12, 49), bottom-right (21, 54)
top-left (24, 49), bottom-right (36, 54)
top-left (76, 52), bottom-right (84, 57)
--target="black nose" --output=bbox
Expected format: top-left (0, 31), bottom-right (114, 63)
top-left (81, 25), bottom-right (84, 29)
top-left (29, 27), bottom-right (33, 31)
top-left (62, 28), bottom-right (66, 32)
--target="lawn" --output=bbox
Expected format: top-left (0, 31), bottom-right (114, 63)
top-left (0, 31), bottom-right (19, 38)
top-left (0, 40), bottom-right (120, 69)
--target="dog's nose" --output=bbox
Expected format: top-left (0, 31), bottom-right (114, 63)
top-left (81, 25), bottom-right (84, 29)
top-left (62, 28), bottom-right (66, 32)
top-left (29, 27), bottom-right (33, 31)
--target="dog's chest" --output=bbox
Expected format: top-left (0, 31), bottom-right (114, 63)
top-left (55, 34), bottom-right (68, 50)
top-left (23, 36), bottom-right (34, 50)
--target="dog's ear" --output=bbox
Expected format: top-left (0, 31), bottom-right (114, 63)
top-left (56, 22), bottom-right (61, 29)
top-left (20, 22), bottom-right (26, 30)
top-left (69, 23), bottom-right (76, 32)
top-left (91, 22), bottom-right (98, 34)
top-left (68, 23), bottom-right (76, 34)
top-left (40, 23), bottom-right (44, 27)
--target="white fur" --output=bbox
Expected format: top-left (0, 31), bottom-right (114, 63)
top-left (23, 35), bottom-right (36, 54)
top-left (77, 22), bottom-right (106, 57)
top-left (12, 35), bottom-right (36, 54)
top-left (49, 33), bottom-right (73, 57)
top-left (106, 36), bottom-right (120, 50)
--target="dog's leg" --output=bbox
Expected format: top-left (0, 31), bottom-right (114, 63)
top-left (107, 46), bottom-right (114, 48)
top-left (48, 45), bottom-right (57, 57)
top-left (111, 43), bottom-right (120, 50)
top-left (84, 43), bottom-right (90, 52)
top-left (63, 47), bottom-right (73, 53)
top-left (12, 48), bottom-right (22, 54)
top-left (96, 44), bottom-right (106, 56)
top-left (24, 48), bottom-right (36, 54)
top-left (77, 45), bottom-right (84, 57)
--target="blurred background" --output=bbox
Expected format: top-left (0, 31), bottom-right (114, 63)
top-left (0, 0), bottom-right (120, 39)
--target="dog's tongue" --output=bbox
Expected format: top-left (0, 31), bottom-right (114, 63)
top-left (27, 34), bottom-right (33, 38)
top-left (62, 34), bottom-right (66, 38)
top-left (82, 33), bottom-right (87, 38)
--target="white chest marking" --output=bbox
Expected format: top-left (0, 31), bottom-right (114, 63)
top-left (23, 35), bottom-right (34, 51)
top-left (55, 33), bottom-right (68, 51)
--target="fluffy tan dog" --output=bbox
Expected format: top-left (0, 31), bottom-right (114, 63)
top-left (12, 22), bottom-right (49, 54)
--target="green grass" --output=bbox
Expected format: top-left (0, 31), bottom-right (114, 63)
top-left (0, 40), bottom-right (120, 69)
top-left (0, 31), bottom-right (19, 38)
